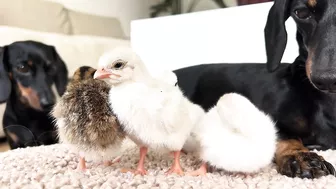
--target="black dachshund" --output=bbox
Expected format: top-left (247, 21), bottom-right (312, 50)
top-left (0, 40), bottom-right (68, 149)
top-left (174, 0), bottom-right (336, 179)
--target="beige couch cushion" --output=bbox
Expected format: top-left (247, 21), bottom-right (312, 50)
top-left (0, 25), bottom-right (130, 79)
top-left (0, 0), bottom-right (71, 34)
top-left (68, 10), bottom-right (127, 39)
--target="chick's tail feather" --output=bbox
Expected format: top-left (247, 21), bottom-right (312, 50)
top-left (199, 93), bottom-right (278, 173)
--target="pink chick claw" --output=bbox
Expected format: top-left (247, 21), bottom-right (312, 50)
top-left (77, 156), bottom-right (87, 171)
top-left (165, 151), bottom-right (184, 176)
top-left (187, 162), bottom-right (208, 176)
top-left (120, 146), bottom-right (148, 175)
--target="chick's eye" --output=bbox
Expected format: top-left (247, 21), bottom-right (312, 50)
top-left (114, 62), bottom-right (124, 69)
top-left (16, 64), bottom-right (29, 73)
top-left (295, 8), bottom-right (312, 19)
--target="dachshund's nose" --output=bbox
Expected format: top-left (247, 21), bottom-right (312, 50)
top-left (40, 97), bottom-right (54, 110)
top-left (311, 72), bottom-right (336, 92)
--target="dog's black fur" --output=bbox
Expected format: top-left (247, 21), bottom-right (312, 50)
top-left (174, 0), bottom-right (336, 179)
top-left (0, 41), bottom-right (68, 149)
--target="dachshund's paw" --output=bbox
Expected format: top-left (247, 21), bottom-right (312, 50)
top-left (278, 151), bottom-right (336, 179)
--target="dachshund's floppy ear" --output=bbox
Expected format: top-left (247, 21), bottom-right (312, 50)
top-left (264, 0), bottom-right (291, 72)
top-left (0, 46), bottom-right (11, 103)
top-left (50, 46), bottom-right (68, 96)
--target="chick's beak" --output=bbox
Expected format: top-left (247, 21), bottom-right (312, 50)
top-left (93, 68), bottom-right (111, 79)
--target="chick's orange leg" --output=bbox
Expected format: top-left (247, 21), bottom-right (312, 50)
top-left (187, 162), bottom-right (208, 176)
top-left (134, 147), bottom-right (148, 175)
top-left (77, 157), bottom-right (87, 171)
top-left (165, 151), bottom-right (184, 175)
top-left (103, 160), bottom-right (113, 166)
top-left (113, 155), bottom-right (122, 163)
top-left (120, 147), bottom-right (148, 175)
top-left (98, 156), bottom-right (122, 166)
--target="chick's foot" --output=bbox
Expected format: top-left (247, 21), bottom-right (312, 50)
top-left (120, 146), bottom-right (148, 175)
top-left (112, 155), bottom-right (122, 164)
top-left (187, 162), bottom-right (208, 176)
top-left (165, 151), bottom-right (184, 175)
top-left (103, 160), bottom-right (113, 166)
top-left (120, 167), bottom-right (148, 175)
top-left (77, 157), bottom-right (87, 171)
top-left (134, 168), bottom-right (148, 175)
top-left (98, 155), bottom-right (122, 167)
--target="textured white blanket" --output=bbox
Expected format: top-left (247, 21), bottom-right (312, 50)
top-left (0, 139), bottom-right (336, 189)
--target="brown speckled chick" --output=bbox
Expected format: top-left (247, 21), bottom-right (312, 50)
top-left (51, 66), bottom-right (126, 171)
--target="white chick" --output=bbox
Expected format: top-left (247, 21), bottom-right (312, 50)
top-left (152, 69), bottom-right (178, 86)
top-left (183, 93), bottom-right (278, 176)
top-left (94, 47), bottom-right (205, 175)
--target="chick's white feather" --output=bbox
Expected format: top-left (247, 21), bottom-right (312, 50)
top-left (184, 93), bottom-right (277, 173)
top-left (152, 69), bottom-right (178, 86)
top-left (101, 47), bottom-right (204, 152)
top-left (109, 77), bottom-right (203, 151)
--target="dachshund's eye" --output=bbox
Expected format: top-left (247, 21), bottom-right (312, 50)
top-left (16, 64), bottom-right (29, 73)
top-left (295, 8), bottom-right (312, 19)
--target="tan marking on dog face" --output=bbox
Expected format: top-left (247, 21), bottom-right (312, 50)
top-left (27, 60), bottom-right (33, 66)
top-left (308, 0), bottom-right (317, 7)
top-left (306, 51), bottom-right (313, 81)
top-left (7, 130), bottom-right (19, 143)
top-left (17, 82), bottom-right (42, 110)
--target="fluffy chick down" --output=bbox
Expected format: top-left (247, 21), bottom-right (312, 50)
top-left (184, 93), bottom-right (277, 173)
top-left (51, 66), bottom-right (126, 162)
top-left (109, 81), bottom-right (204, 152)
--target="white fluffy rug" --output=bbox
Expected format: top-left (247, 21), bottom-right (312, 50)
top-left (1, 139), bottom-right (336, 189)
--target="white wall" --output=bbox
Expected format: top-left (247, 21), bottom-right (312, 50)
top-left (45, 0), bottom-right (238, 37)
top-left (182, 0), bottom-right (237, 13)
top-left (131, 2), bottom-right (298, 75)
top-left (45, 0), bottom-right (157, 37)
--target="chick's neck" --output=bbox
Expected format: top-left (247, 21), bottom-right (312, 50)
top-left (131, 63), bottom-right (154, 84)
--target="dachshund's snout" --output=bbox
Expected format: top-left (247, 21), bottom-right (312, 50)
top-left (308, 42), bottom-right (336, 92)
top-left (310, 72), bottom-right (336, 92)
top-left (38, 85), bottom-right (56, 111)
top-left (40, 96), bottom-right (55, 110)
